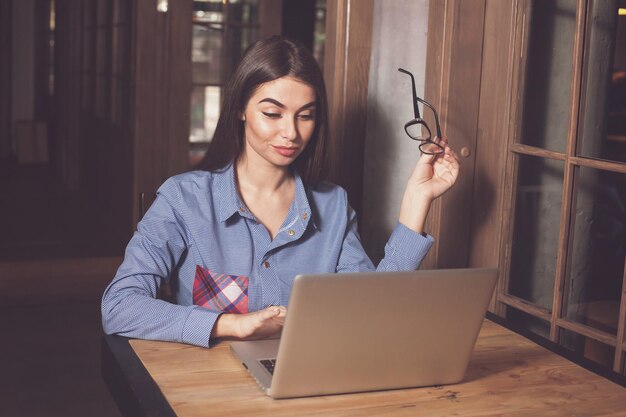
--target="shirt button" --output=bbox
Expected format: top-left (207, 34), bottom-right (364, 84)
top-left (263, 261), bottom-right (271, 269)
top-left (302, 212), bottom-right (308, 220)
top-left (288, 229), bottom-right (295, 236)
top-left (238, 207), bottom-right (246, 213)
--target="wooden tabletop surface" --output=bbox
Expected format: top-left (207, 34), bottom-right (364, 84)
top-left (125, 319), bottom-right (626, 416)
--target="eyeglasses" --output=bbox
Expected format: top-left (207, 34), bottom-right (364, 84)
top-left (398, 68), bottom-right (444, 155)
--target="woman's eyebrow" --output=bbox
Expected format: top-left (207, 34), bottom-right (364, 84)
top-left (258, 98), bottom-right (316, 111)
top-left (258, 98), bottom-right (285, 108)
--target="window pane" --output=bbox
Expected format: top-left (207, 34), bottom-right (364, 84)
top-left (578, 0), bottom-right (626, 163)
top-left (228, 0), bottom-right (259, 25)
top-left (223, 26), bottom-right (259, 81)
top-left (508, 154), bottom-right (565, 310)
top-left (565, 166), bottom-right (625, 335)
top-left (190, 86), bottom-right (220, 143)
top-left (506, 306), bottom-right (551, 339)
top-left (519, 0), bottom-right (576, 152)
top-left (559, 327), bottom-right (616, 369)
top-left (194, 0), bottom-right (224, 24)
top-left (313, 0), bottom-right (327, 67)
top-left (192, 24), bottom-right (223, 85)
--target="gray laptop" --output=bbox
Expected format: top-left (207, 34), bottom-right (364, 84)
top-left (230, 268), bottom-right (497, 399)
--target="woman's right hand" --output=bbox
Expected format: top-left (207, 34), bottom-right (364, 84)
top-left (211, 306), bottom-right (287, 341)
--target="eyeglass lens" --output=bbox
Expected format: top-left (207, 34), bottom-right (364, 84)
top-left (406, 123), bottom-right (431, 141)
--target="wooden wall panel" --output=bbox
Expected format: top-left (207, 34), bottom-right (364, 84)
top-left (133, 0), bottom-right (162, 222)
top-left (324, 0), bottom-right (374, 215)
top-left (133, 0), bottom-right (191, 224)
top-left (423, 0), bottom-right (487, 269)
top-left (469, 1), bottom-right (515, 270)
top-left (259, 0), bottom-right (283, 38)
top-left (0, 1), bottom-right (12, 159)
top-left (164, 0), bottom-right (192, 178)
top-left (54, 0), bottom-right (85, 190)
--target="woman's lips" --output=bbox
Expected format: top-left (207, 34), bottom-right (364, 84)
top-left (273, 146), bottom-right (299, 157)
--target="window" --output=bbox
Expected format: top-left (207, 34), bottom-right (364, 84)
top-left (500, 0), bottom-right (626, 375)
top-left (81, 0), bottom-right (130, 126)
top-left (189, 0), bottom-right (261, 165)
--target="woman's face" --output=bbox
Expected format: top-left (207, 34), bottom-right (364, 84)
top-left (240, 76), bottom-right (317, 170)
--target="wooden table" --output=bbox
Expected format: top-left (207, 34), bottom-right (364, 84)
top-left (102, 317), bottom-right (626, 417)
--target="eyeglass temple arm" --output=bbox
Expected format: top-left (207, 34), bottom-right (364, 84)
top-left (415, 96), bottom-right (443, 139)
top-left (398, 68), bottom-right (420, 119)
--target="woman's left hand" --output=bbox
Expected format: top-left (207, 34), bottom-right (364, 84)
top-left (398, 137), bottom-right (460, 233)
top-left (408, 137), bottom-right (460, 201)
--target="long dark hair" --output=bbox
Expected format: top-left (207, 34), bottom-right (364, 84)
top-left (195, 36), bottom-right (330, 185)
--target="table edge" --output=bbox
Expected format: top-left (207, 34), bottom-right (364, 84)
top-left (101, 334), bottom-right (178, 417)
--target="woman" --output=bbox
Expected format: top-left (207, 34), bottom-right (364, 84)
top-left (101, 36), bottom-right (460, 347)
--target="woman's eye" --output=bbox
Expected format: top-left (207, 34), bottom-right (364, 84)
top-left (298, 114), bottom-right (315, 121)
top-left (262, 112), bottom-right (281, 119)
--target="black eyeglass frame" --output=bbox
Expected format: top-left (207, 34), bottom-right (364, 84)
top-left (398, 68), bottom-right (444, 155)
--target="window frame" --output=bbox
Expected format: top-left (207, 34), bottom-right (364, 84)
top-left (425, 0), bottom-right (626, 377)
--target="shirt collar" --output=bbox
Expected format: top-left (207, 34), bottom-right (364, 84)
top-left (213, 162), bottom-right (317, 230)
top-left (214, 163), bottom-right (245, 223)
top-left (292, 169), bottom-right (317, 231)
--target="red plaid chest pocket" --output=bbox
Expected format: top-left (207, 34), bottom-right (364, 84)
top-left (192, 265), bottom-right (249, 314)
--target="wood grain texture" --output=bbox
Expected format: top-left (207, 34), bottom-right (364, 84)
top-left (0, 0), bottom-right (11, 158)
top-left (468, 0), bottom-right (513, 268)
top-left (569, 156), bottom-right (626, 175)
top-left (469, 0), bottom-right (516, 313)
top-left (323, 0), bottom-right (373, 215)
top-left (423, 0), bottom-right (486, 270)
top-left (128, 320), bottom-right (626, 417)
top-left (556, 318), bottom-right (617, 349)
top-left (498, 292), bottom-right (552, 322)
top-left (259, 0), bottom-right (283, 39)
top-left (133, 0), bottom-right (191, 225)
top-left (550, 0), bottom-right (588, 344)
top-left (495, 0), bottom-right (531, 318)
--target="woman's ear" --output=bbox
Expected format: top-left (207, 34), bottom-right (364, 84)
top-left (238, 111), bottom-right (246, 122)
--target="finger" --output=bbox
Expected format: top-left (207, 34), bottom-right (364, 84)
top-left (446, 147), bottom-right (460, 165)
top-left (259, 307), bottom-right (280, 320)
top-left (418, 148), bottom-right (438, 163)
top-left (265, 306), bottom-right (287, 319)
top-left (274, 306), bottom-right (287, 317)
top-left (440, 145), bottom-right (459, 162)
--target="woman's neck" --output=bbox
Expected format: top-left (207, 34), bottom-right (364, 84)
top-left (235, 156), bottom-right (293, 198)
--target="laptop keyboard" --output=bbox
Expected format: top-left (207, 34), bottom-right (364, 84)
top-left (259, 359), bottom-right (277, 375)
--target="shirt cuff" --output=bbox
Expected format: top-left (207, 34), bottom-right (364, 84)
top-left (385, 222), bottom-right (435, 270)
top-left (181, 306), bottom-right (221, 347)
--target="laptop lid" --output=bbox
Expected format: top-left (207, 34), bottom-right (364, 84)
top-left (231, 268), bottom-right (497, 399)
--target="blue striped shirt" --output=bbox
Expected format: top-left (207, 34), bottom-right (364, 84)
top-left (101, 163), bottom-right (434, 347)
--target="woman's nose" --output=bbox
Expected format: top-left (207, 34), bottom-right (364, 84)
top-left (281, 117), bottom-right (298, 140)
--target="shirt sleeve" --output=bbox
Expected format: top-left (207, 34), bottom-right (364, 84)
top-left (101, 179), bottom-right (220, 348)
top-left (336, 204), bottom-right (434, 273)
